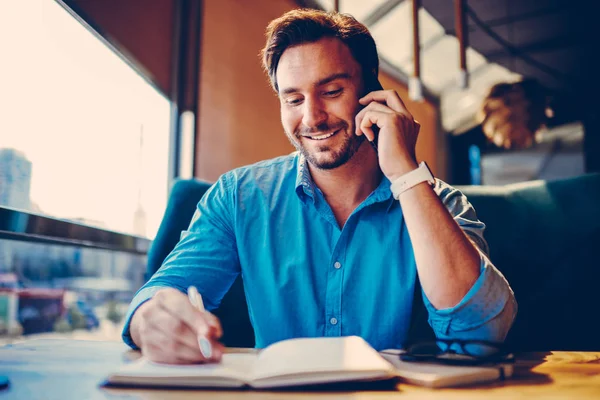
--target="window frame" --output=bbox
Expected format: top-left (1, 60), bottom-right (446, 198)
top-left (0, 0), bottom-right (199, 250)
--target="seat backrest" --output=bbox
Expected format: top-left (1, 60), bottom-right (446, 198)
top-left (460, 173), bottom-right (600, 351)
top-left (146, 179), bottom-right (255, 347)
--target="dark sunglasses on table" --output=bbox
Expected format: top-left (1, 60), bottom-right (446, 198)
top-left (400, 339), bottom-right (515, 366)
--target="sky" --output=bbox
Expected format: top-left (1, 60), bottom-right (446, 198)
top-left (0, 0), bottom-right (170, 238)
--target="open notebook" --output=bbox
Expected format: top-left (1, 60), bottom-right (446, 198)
top-left (106, 336), bottom-right (513, 389)
top-left (105, 336), bottom-right (396, 389)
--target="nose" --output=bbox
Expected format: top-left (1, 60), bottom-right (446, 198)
top-left (302, 97), bottom-right (327, 129)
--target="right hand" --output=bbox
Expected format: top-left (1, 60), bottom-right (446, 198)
top-left (130, 287), bottom-right (224, 364)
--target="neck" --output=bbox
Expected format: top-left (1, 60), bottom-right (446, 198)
top-left (308, 141), bottom-right (382, 207)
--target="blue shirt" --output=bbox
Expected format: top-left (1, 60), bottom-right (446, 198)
top-left (123, 153), bottom-right (516, 351)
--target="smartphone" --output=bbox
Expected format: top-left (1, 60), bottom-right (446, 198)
top-left (360, 75), bottom-right (384, 152)
top-left (399, 351), bottom-right (516, 366)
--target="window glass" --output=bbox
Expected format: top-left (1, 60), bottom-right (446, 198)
top-left (0, 0), bottom-right (170, 239)
top-left (0, 239), bottom-right (145, 343)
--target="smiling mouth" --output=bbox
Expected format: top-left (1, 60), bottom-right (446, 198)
top-left (302, 129), bottom-right (341, 141)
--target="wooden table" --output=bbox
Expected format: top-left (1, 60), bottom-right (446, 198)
top-left (1, 339), bottom-right (599, 399)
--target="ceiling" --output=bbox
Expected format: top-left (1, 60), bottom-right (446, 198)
top-left (311, 0), bottom-right (597, 133)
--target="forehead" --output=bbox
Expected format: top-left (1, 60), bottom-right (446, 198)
top-left (276, 37), bottom-right (361, 90)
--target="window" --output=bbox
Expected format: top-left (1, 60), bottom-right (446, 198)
top-left (0, 0), bottom-right (170, 239)
top-left (0, 238), bottom-right (146, 342)
top-left (0, 0), bottom-right (170, 344)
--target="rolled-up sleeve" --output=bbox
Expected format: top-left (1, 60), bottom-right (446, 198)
top-left (423, 181), bottom-right (517, 342)
top-left (121, 174), bottom-right (241, 349)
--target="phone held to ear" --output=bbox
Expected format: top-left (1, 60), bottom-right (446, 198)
top-left (361, 76), bottom-right (384, 153)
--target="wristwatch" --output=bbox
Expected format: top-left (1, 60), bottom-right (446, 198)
top-left (390, 161), bottom-right (435, 200)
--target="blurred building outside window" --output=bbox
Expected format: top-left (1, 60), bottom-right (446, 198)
top-left (0, 0), bottom-right (170, 239)
top-left (0, 239), bottom-right (146, 344)
top-left (0, 0), bottom-right (169, 342)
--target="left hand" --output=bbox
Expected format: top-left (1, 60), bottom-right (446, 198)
top-left (355, 90), bottom-right (420, 181)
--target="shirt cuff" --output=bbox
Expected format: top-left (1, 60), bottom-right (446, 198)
top-left (121, 285), bottom-right (170, 350)
top-left (423, 252), bottom-right (513, 335)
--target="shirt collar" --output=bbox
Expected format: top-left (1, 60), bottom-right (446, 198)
top-left (370, 174), bottom-right (396, 213)
top-left (294, 153), bottom-right (395, 209)
top-left (295, 153), bottom-right (315, 202)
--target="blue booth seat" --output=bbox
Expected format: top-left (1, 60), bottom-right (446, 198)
top-left (145, 179), bottom-right (254, 347)
top-left (147, 174), bottom-right (600, 351)
top-left (459, 173), bottom-right (600, 351)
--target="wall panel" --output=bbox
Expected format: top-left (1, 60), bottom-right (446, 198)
top-left (196, 0), bottom-right (445, 180)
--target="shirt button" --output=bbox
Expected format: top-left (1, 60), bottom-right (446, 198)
top-left (334, 262), bottom-right (341, 269)
top-left (330, 317), bottom-right (338, 325)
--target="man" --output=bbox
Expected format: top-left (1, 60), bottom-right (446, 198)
top-left (123, 9), bottom-right (516, 364)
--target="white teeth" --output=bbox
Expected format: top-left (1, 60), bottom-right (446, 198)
top-left (306, 130), bottom-right (338, 140)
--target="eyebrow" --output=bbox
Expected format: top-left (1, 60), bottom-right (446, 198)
top-left (279, 72), bottom-right (352, 95)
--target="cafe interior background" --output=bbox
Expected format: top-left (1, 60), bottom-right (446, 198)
top-left (0, 0), bottom-right (598, 350)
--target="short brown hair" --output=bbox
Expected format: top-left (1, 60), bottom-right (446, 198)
top-left (261, 9), bottom-right (379, 92)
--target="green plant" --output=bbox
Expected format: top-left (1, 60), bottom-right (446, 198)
top-left (106, 300), bottom-right (123, 324)
top-left (53, 318), bottom-right (72, 333)
top-left (68, 307), bottom-right (87, 330)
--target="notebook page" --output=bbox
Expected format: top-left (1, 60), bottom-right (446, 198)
top-left (108, 353), bottom-right (257, 386)
top-left (252, 336), bottom-right (393, 381)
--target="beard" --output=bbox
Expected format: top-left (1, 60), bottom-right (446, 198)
top-left (285, 120), bottom-right (365, 170)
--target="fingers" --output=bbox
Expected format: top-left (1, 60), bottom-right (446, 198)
top-left (143, 327), bottom-right (202, 364)
top-left (356, 91), bottom-right (420, 141)
top-left (357, 110), bottom-right (389, 142)
top-left (356, 106), bottom-right (420, 143)
top-left (203, 311), bottom-right (224, 339)
top-left (153, 288), bottom-right (222, 339)
top-left (143, 304), bottom-right (202, 352)
top-left (144, 330), bottom-right (224, 364)
top-left (135, 288), bottom-right (225, 364)
top-left (355, 101), bottom-right (392, 140)
top-left (359, 89), bottom-right (412, 118)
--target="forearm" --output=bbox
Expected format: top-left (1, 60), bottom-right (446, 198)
top-left (361, 87), bottom-right (514, 334)
top-left (398, 181), bottom-right (481, 309)
top-left (424, 253), bottom-right (517, 342)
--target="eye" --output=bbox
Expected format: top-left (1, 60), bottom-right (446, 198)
top-left (323, 88), bottom-right (343, 97)
top-left (285, 97), bottom-right (303, 106)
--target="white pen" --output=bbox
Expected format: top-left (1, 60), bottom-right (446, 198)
top-left (187, 285), bottom-right (213, 359)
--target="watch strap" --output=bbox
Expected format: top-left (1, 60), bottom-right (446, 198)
top-left (390, 161), bottom-right (435, 200)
